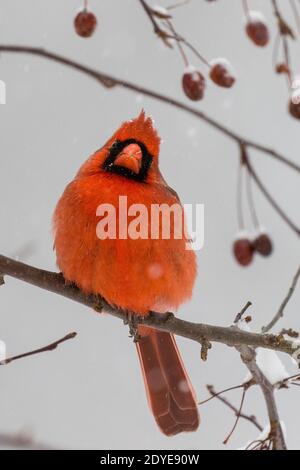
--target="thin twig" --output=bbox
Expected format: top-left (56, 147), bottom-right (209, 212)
top-left (263, 265), bottom-right (300, 333)
top-left (234, 301), bottom-right (252, 324)
top-left (199, 383), bottom-right (246, 405)
top-left (276, 372), bottom-right (300, 388)
top-left (138, 0), bottom-right (173, 47)
top-left (165, 19), bottom-right (189, 66)
top-left (206, 384), bottom-right (263, 432)
top-left (167, 0), bottom-right (191, 10)
top-left (139, 0), bottom-right (211, 65)
top-left (242, 148), bottom-right (300, 236)
top-left (223, 386), bottom-right (247, 444)
top-left (0, 332), bottom-right (77, 365)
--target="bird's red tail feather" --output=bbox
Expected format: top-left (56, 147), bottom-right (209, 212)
top-left (136, 328), bottom-right (200, 436)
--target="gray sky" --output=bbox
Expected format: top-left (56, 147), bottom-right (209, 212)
top-left (0, 0), bottom-right (300, 450)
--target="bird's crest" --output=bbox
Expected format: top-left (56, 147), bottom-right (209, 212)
top-left (112, 110), bottom-right (160, 158)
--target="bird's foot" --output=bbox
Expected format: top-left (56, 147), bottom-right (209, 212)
top-left (92, 295), bottom-right (104, 315)
top-left (124, 312), bottom-right (141, 343)
top-left (148, 310), bottom-right (174, 323)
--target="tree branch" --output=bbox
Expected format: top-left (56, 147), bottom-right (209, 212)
top-left (0, 45), bottom-right (299, 174)
top-left (206, 384), bottom-right (263, 433)
top-left (0, 332), bottom-right (77, 366)
top-left (242, 147), bottom-right (300, 236)
top-left (1, 45), bottom-right (299, 237)
top-left (236, 343), bottom-right (287, 450)
top-left (0, 254), bottom-right (298, 358)
top-left (263, 265), bottom-right (300, 333)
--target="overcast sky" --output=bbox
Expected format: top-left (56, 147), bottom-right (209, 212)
top-left (0, 0), bottom-right (300, 450)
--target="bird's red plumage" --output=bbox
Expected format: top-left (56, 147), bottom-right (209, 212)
top-left (53, 111), bottom-right (199, 435)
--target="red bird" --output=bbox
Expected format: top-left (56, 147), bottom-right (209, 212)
top-left (53, 111), bottom-right (199, 436)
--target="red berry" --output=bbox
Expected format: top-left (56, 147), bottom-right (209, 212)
top-left (254, 233), bottom-right (273, 257)
top-left (233, 238), bottom-right (254, 267)
top-left (246, 15), bottom-right (269, 47)
top-left (210, 61), bottom-right (235, 88)
top-left (74, 9), bottom-right (97, 38)
top-left (289, 99), bottom-right (300, 120)
top-left (182, 69), bottom-right (205, 101)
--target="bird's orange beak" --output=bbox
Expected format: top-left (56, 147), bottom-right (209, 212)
top-left (114, 143), bottom-right (142, 174)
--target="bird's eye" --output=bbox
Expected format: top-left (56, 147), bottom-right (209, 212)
top-left (109, 140), bottom-right (121, 154)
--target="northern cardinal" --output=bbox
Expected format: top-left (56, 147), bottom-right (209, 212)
top-left (53, 111), bottom-right (199, 436)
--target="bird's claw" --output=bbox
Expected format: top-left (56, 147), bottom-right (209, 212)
top-left (124, 312), bottom-right (141, 343)
top-left (92, 295), bottom-right (104, 315)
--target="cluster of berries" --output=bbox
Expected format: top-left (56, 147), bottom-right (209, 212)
top-left (182, 60), bottom-right (235, 101)
top-left (181, 6), bottom-right (270, 102)
top-left (243, 7), bottom-right (300, 120)
top-left (233, 231), bottom-right (273, 267)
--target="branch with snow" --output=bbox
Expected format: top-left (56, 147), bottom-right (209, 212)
top-left (236, 343), bottom-right (287, 450)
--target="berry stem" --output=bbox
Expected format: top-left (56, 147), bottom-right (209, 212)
top-left (84, 0), bottom-right (88, 10)
top-left (164, 19), bottom-right (211, 68)
top-left (181, 37), bottom-right (211, 68)
top-left (242, 0), bottom-right (250, 19)
top-left (236, 160), bottom-right (245, 231)
top-left (245, 168), bottom-right (260, 229)
top-left (282, 35), bottom-right (293, 86)
top-left (243, 151), bottom-right (300, 237)
top-left (165, 20), bottom-right (189, 67)
top-left (272, 32), bottom-right (281, 69)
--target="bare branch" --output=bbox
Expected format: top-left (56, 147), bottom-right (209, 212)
top-left (241, 146), bottom-right (300, 237)
top-left (223, 386), bottom-right (247, 444)
top-left (234, 301), bottom-right (252, 324)
top-left (0, 254), bottom-right (298, 358)
top-left (206, 384), bottom-right (263, 433)
top-left (0, 45), bottom-right (298, 237)
top-left (0, 332), bottom-right (77, 366)
top-left (263, 265), bottom-right (300, 333)
top-left (0, 45), bottom-right (299, 176)
top-left (235, 343), bottom-right (287, 450)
